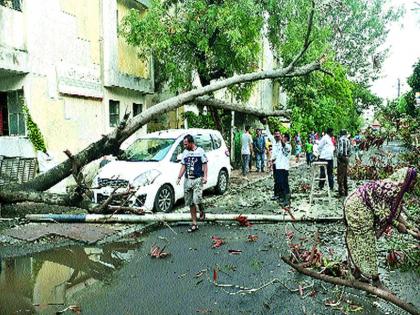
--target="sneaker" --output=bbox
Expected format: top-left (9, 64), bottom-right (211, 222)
top-left (271, 195), bottom-right (279, 200)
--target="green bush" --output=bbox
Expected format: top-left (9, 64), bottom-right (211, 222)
top-left (23, 105), bottom-right (47, 153)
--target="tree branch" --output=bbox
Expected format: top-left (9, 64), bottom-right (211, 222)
top-left (195, 97), bottom-right (291, 118)
top-left (281, 256), bottom-right (419, 315)
top-left (16, 59), bottom-right (322, 193)
top-left (285, 0), bottom-right (316, 70)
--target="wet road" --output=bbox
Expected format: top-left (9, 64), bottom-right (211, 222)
top-left (67, 224), bottom-right (396, 315)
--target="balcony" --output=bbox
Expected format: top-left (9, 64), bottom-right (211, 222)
top-left (0, 2), bottom-right (28, 74)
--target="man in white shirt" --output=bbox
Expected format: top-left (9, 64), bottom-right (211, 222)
top-left (270, 131), bottom-right (292, 206)
top-left (318, 128), bottom-right (335, 190)
top-left (240, 126), bottom-right (253, 176)
top-left (266, 124), bottom-right (282, 200)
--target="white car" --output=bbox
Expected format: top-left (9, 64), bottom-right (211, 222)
top-left (93, 129), bottom-right (231, 212)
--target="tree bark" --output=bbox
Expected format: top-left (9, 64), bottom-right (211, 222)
top-left (281, 256), bottom-right (419, 315)
top-left (195, 97), bottom-right (291, 118)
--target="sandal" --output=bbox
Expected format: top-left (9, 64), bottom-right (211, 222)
top-left (187, 224), bottom-right (199, 233)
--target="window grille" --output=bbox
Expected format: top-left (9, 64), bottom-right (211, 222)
top-left (7, 90), bottom-right (26, 136)
top-left (109, 100), bottom-right (120, 127)
top-left (133, 103), bottom-right (143, 117)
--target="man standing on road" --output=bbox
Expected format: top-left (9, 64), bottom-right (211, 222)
top-left (337, 129), bottom-right (352, 197)
top-left (253, 127), bottom-right (266, 172)
top-left (177, 134), bottom-right (208, 233)
top-left (265, 124), bottom-right (283, 200)
top-left (241, 126), bottom-right (253, 177)
top-left (272, 133), bottom-right (292, 206)
top-left (318, 128), bottom-right (335, 191)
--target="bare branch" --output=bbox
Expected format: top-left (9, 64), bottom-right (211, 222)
top-left (286, 0), bottom-right (316, 70)
top-left (319, 69), bottom-right (334, 76)
top-left (282, 256), bottom-right (420, 315)
top-left (195, 97), bottom-right (291, 118)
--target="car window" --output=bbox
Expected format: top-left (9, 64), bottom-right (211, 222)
top-left (211, 134), bottom-right (222, 149)
top-left (171, 141), bottom-right (184, 162)
top-left (195, 134), bottom-right (213, 152)
top-left (124, 138), bottom-right (175, 162)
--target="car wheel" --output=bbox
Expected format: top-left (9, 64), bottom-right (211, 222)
top-left (154, 184), bottom-right (174, 212)
top-left (215, 169), bottom-right (229, 195)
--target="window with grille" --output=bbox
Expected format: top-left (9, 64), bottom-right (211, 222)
top-left (109, 100), bottom-right (120, 127)
top-left (133, 103), bottom-right (142, 117)
top-left (0, 90), bottom-right (26, 136)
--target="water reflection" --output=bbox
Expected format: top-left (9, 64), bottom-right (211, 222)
top-left (0, 241), bottom-right (142, 314)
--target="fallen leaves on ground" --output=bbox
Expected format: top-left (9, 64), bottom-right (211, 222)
top-left (247, 234), bottom-right (258, 242)
top-left (211, 236), bottom-right (224, 248)
top-left (150, 245), bottom-right (170, 258)
top-left (235, 215), bottom-right (252, 227)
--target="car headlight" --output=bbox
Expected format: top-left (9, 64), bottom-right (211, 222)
top-left (132, 169), bottom-right (161, 187)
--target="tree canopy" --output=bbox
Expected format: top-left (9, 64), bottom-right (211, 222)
top-left (121, 0), bottom-right (399, 136)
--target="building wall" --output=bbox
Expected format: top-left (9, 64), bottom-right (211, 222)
top-left (0, 0), bottom-right (154, 163)
top-left (117, 1), bottom-right (149, 78)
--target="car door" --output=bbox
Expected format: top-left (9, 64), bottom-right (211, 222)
top-left (210, 133), bottom-right (224, 179)
top-left (169, 139), bottom-right (186, 201)
top-left (194, 133), bottom-right (215, 188)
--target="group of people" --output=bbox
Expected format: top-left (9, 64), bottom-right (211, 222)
top-left (291, 128), bottom-right (353, 197)
top-left (240, 126), bottom-right (268, 175)
top-left (177, 129), bottom-right (418, 292)
top-left (240, 124), bottom-right (292, 206)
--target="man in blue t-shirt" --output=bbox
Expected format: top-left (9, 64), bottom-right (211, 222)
top-left (177, 134), bottom-right (208, 232)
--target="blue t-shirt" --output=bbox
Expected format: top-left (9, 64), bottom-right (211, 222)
top-left (181, 147), bottom-right (208, 179)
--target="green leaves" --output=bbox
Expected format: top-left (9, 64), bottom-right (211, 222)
top-left (121, 0), bottom-right (263, 98)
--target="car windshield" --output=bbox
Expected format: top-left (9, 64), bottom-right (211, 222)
top-left (122, 138), bottom-right (176, 162)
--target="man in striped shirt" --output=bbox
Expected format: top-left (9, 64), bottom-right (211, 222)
top-left (337, 129), bottom-right (352, 197)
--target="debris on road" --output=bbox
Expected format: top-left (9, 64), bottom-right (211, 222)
top-left (150, 244), bottom-right (170, 258)
top-left (211, 236), bottom-right (224, 248)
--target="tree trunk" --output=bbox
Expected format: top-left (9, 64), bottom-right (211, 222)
top-left (18, 60), bottom-right (322, 192)
top-left (0, 60), bottom-right (323, 211)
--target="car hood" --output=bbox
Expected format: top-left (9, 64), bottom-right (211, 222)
top-left (97, 160), bottom-right (161, 182)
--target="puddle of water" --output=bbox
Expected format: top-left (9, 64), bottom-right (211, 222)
top-left (0, 241), bottom-right (142, 314)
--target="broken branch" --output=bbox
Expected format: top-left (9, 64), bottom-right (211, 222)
top-left (281, 256), bottom-right (419, 315)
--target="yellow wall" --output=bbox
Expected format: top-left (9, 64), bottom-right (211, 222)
top-left (117, 1), bottom-right (149, 78)
top-left (27, 76), bottom-right (103, 161)
top-left (59, 0), bottom-right (101, 64)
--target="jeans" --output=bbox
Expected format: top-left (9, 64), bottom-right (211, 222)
top-left (306, 152), bottom-right (313, 165)
top-left (319, 158), bottom-right (334, 190)
top-left (255, 152), bottom-right (265, 171)
top-left (337, 156), bottom-right (349, 196)
top-left (242, 154), bottom-right (250, 175)
top-left (274, 169), bottom-right (290, 197)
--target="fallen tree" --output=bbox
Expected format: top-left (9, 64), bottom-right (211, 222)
top-left (0, 62), bottom-right (324, 211)
top-left (0, 2), bottom-right (323, 212)
top-left (282, 256), bottom-right (420, 315)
